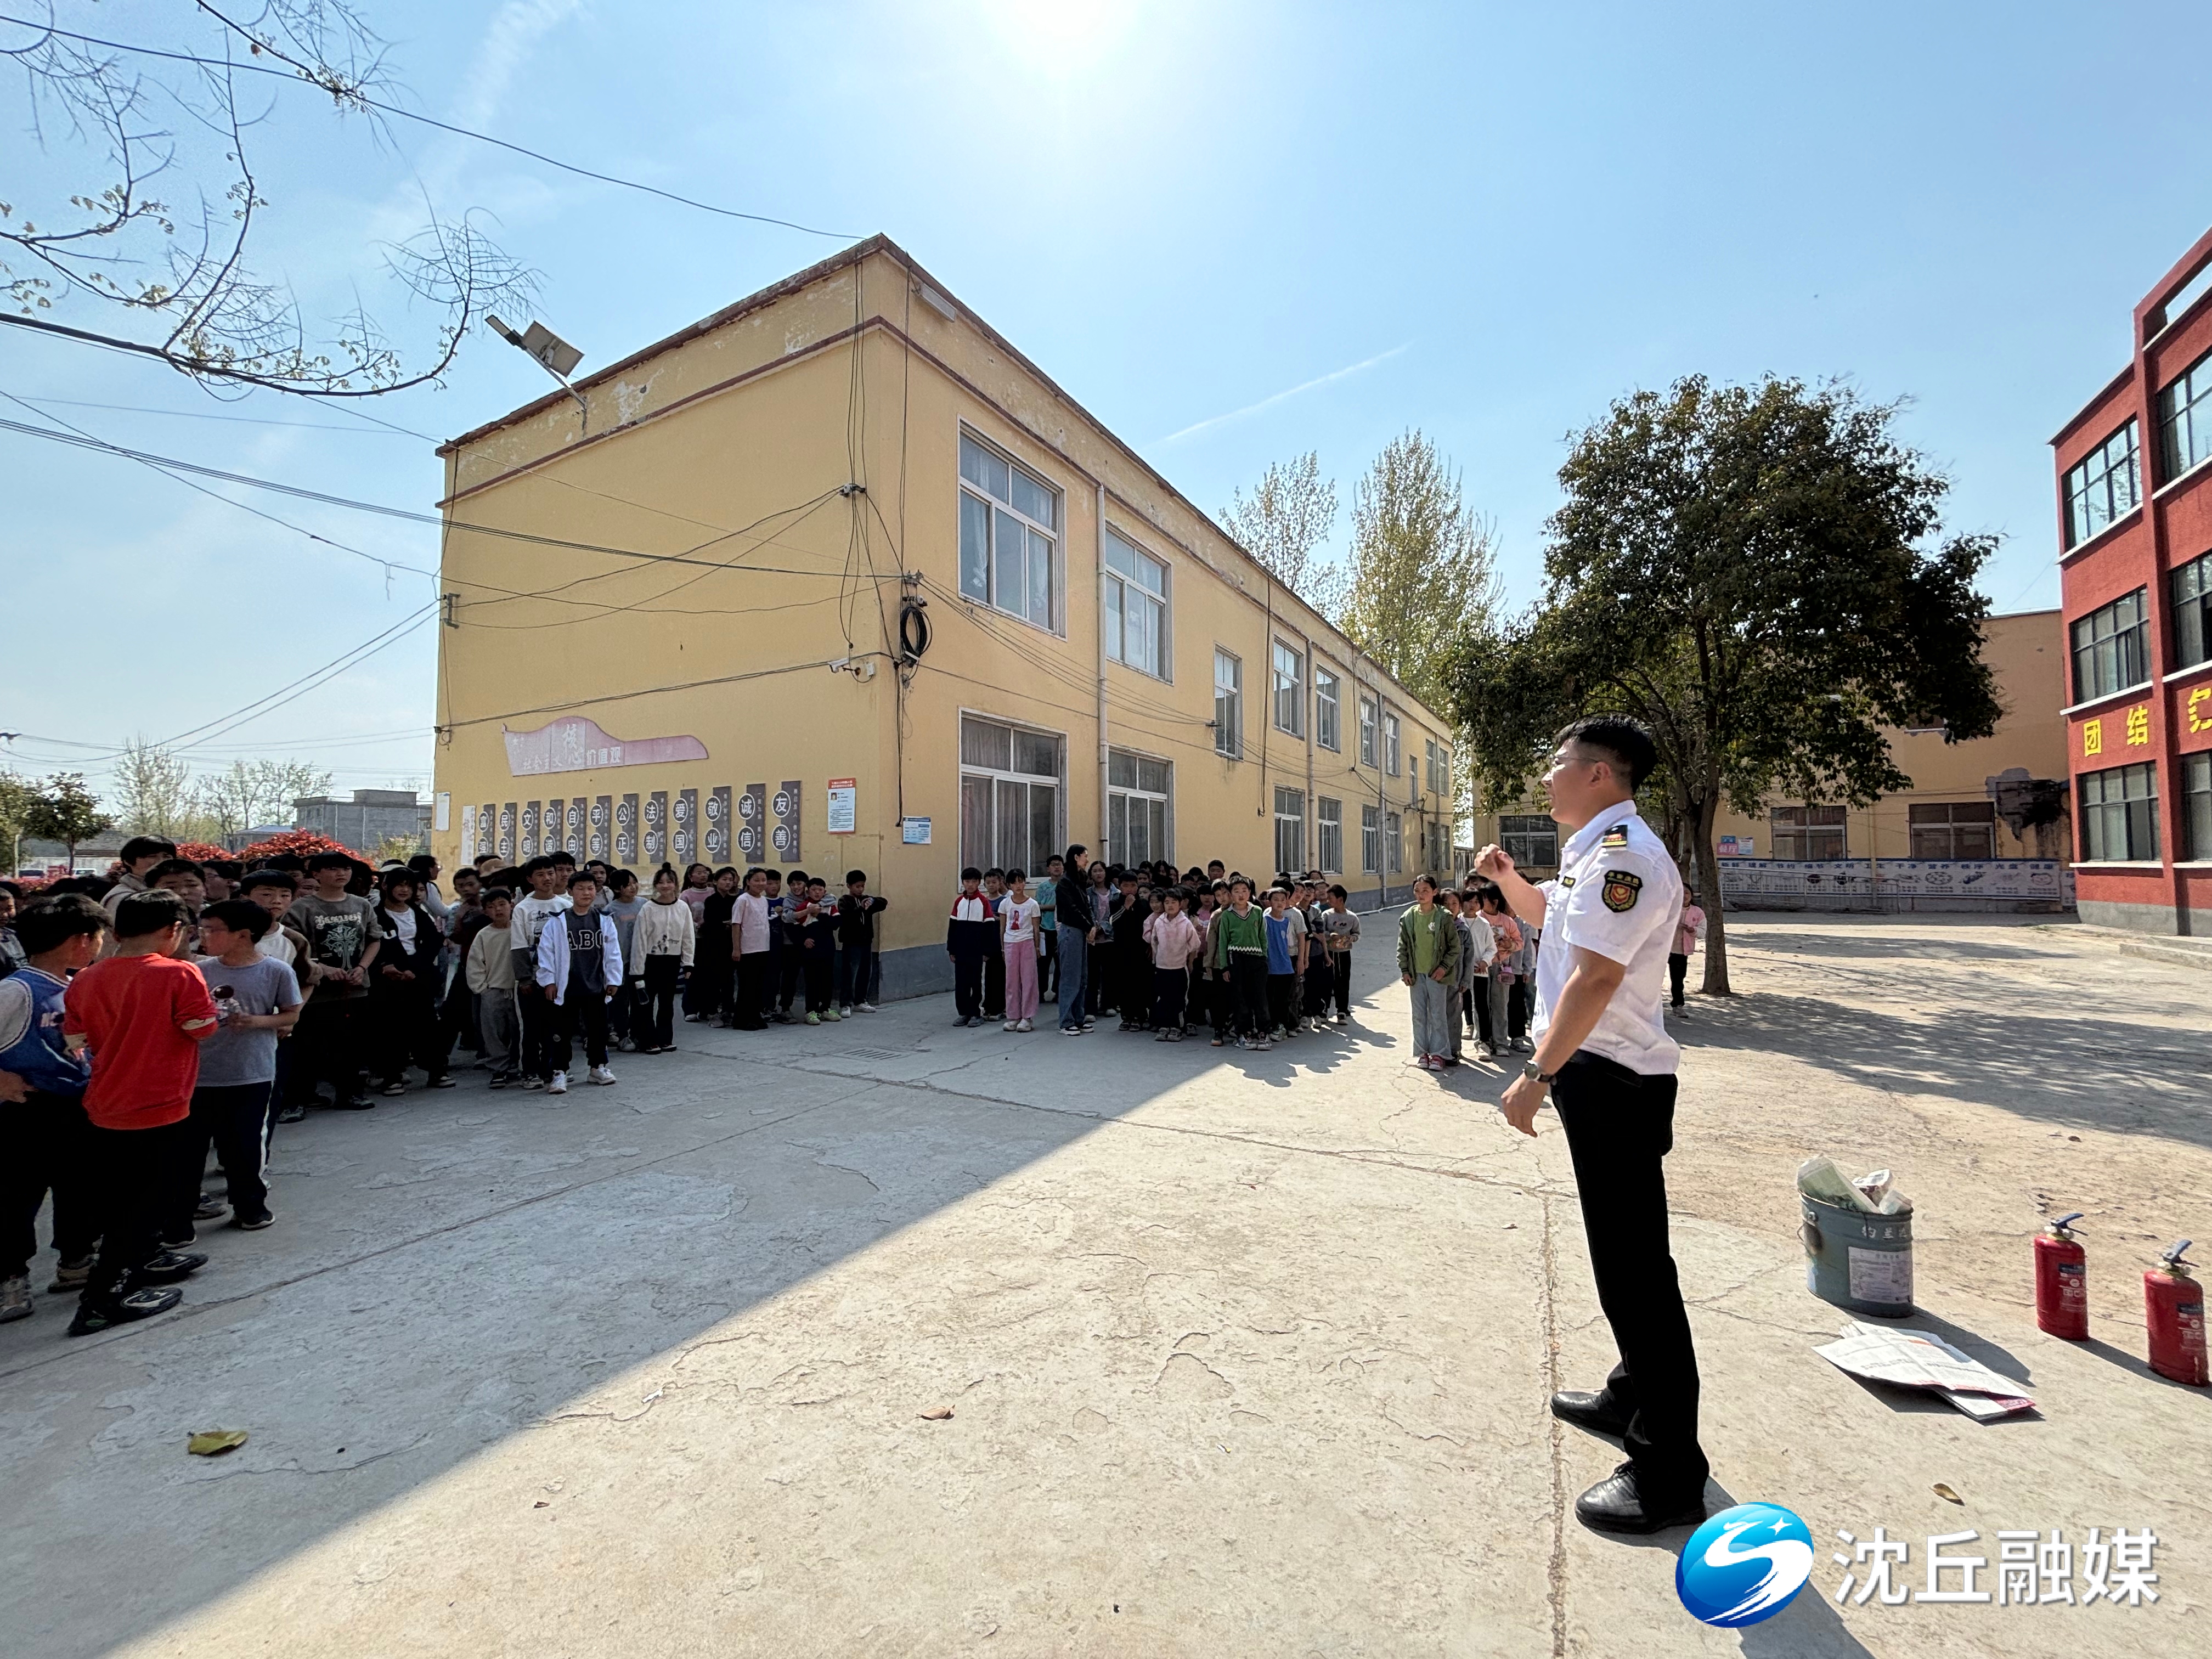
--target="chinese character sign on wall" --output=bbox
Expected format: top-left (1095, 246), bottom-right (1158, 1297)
top-left (773, 780), bottom-right (802, 861)
top-left (674, 788), bottom-right (698, 865)
top-left (706, 786), bottom-right (731, 861)
top-left (645, 791), bottom-right (667, 862)
top-left (2082, 719), bottom-right (2102, 759)
top-left (589, 795), bottom-right (611, 860)
top-left (616, 794), bottom-right (637, 864)
top-left (737, 783), bottom-right (766, 860)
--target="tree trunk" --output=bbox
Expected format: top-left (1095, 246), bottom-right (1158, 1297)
top-left (1692, 793), bottom-right (1730, 995)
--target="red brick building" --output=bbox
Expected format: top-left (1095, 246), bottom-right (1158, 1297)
top-left (2056, 226), bottom-right (2212, 934)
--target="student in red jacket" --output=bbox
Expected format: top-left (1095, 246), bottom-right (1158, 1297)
top-left (61, 890), bottom-right (220, 1335)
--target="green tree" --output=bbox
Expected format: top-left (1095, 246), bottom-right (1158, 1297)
top-left (1447, 376), bottom-right (2000, 994)
top-left (1341, 429), bottom-right (1500, 709)
top-left (0, 772), bottom-right (37, 874)
top-left (1222, 451), bottom-right (1344, 618)
top-left (201, 759), bottom-right (334, 835)
top-left (25, 773), bottom-right (113, 870)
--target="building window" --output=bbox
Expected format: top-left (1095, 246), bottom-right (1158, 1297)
top-left (2062, 418), bottom-right (2141, 549)
top-left (1274, 787), bottom-right (1305, 874)
top-left (1384, 810), bottom-right (1403, 873)
top-left (1498, 813), bottom-right (1560, 870)
top-left (959, 432), bottom-right (1059, 631)
top-left (1272, 640), bottom-right (1304, 736)
top-left (2172, 554), bottom-right (2212, 672)
top-left (1317, 796), bottom-right (1343, 872)
top-left (2160, 348), bottom-right (2212, 483)
top-left (2079, 761), bottom-right (2159, 861)
top-left (1358, 695), bottom-right (1378, 766)
top-left (1770, 804), bottom-right (1847, 860)
top-left (1104, 528), bottom-right (1167, 679)
top-left (1423, 737), bottom-right (1451, 799)
top-left (959, 714), bottom-right (1062, 877)
top-left (1361, 804), bottom-right (1381, 874)
top-left (1314, 668), bottom-right (1341, 751)
top-left (2070, 588), bottom-right (2150, 702)
top-left (1214, 649), bottom-right (1242, 759)
top-left (2187, 754), bottom-right (2212, 861)
top-left (1908, 801), bottom-right (1997, 860)
top-left (1107, 749), bottom-right (1171, 866)
top-left (1384, 712), bottom-right (1401, 776)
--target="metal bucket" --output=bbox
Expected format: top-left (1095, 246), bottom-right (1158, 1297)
top-left (1802, 1195), bottom-right (1915, 1318)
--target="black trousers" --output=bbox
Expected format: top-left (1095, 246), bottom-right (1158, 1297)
top-left (642, 956), bottom-right (681, 1047)
top-left (519, 986), bottom-right (558, 1080)
top-left (175, 1082), bottom-right (272, 1231)
top-left (84, 1118), bottom-right (199, 1305)
top-left (291, 996), bottom-right (365, 1104)
top-left (1229, 955), bottom-right (1269, 1038)
top-left (684, 951), bottom-right (729, 1020)
top-left (803, 950), bottom-right (834, 1014)
top-left (1266, 972), bottom-right (1296, 1033)
top-left (1121, 947), bottom-right (1151, 1025)
top-left (952, 950), bottom-right (986, 1018)
top-left (371, 984), bottom-right (444, 1085)
top-left (1151, 966), bottom-right (1188, 1030)
top-left (548, 991), bottom-right (610, 1074)
top-left (1552, 1052), bottom-right (1708, 1502)
top-left (731, 953), bottom-right (770, 1030)
top-left (776, 949), bottom-right (802, 1013)
top-left (837, 945), bottom-right (873, 1008)
top-left (1507, 979), bottom-right (1531, 1042)
top-left (1330, 952), bottom-right (1354, 1017)
top-left (1668, 952), bottom-right (1688, 1007)
top-left (1471, 974), bottom-right (1497, 1050)
top-left (3, 1089), bottom-right (98, 1278)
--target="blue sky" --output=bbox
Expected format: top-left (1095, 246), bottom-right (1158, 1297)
top-left (5, 0), bottom-right (2209, 803)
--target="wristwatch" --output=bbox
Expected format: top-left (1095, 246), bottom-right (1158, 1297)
top-left (1522, 1061), bottom-right (1559, 1086)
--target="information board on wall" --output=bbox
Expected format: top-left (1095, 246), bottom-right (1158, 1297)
top-left (827, 778), bottom-right (856, 835)
top-left (1717, 859), bottom-right (2072, 909)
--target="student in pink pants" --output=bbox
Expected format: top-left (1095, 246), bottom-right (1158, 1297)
top-left (998, 869), bottom-right (1043, 1032)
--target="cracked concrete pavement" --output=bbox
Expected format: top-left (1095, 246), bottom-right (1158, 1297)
top-left (1, 915), bottom-right (2205, 1656)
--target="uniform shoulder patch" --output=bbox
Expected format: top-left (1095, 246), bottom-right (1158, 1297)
top-left (1558, 874), bottom-right (1576, 888)
top-left (1600, 870), bottom-right (1643, 913)
top-left (1599, 823), bottom-right (1630, 850)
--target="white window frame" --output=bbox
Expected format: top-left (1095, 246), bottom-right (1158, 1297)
top-left (1358, 695), bottom-right (1378, 767)
top-left (1314, 667), bottom-right (1341, 752)
top-left (958, 712), bottom-right (1066, 877)
top-left (1385, 809), bottom-right (1403, 873)
top-left (1498, 814), bottom-right (1559, 870)
top-left (1274, 786), bottom-right (1306, 875)
top-left (1104, 526), bottom-right (1170, 681)
top-left (1272, 639), bottom-right (1304, 737)
top-left (1214, 648), bottom-right (1243, 759)
top-left (1384, 711), bottom-right (1401, 776)
top-left (1107, 748), bottom-right (1172, 867)
top-left (1317, 795), bottom-right (1343, 873)
top-left (958, 429), bottom-right (1062, 635)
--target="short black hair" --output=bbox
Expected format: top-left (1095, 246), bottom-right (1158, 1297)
top-left (610, 868), bottom-right (637, 891)
top-left (1329, 884), bottom-right (1347, 900)
top-left (146, 857), bottom-right (204, 884)
top-left (846, 869), bottom-right (867, 885)
top-left (1229, 876), bottom-right (1253, 895)
top-left (961, 866), bottom-right (983, 882)
top-left (201, 898), bottom-right (273, 940)
top-left (1206, 859), bottom-right (1225, 872)
top-left (408, 854), bottom-right (439, 875)
top-left (482, 887), bottom-right (516, 907)
top-left (307, 850), bottom-right (356, 874)
top-left (522, 855), bottom-right (555, 876)
top-left (1006, 867), bottom-right (1025, 884)
top-left (1556, 714), bottom-right (1659, 793)
top-left (120, 835), bottom-right (177, 865)
top-left (14, 894), bottom-right (109, 955)
top-left (567, 870), bottom-right (599, 891)
top-left (204, 859), bottom-right (244, 880)
top-left (549, 850), bottom-right (578, 867)
top-left (114, 889), bottom-right (189, 939)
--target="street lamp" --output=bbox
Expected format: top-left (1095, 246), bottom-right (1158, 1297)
top-left (487, 314), bottom-right (588, 417)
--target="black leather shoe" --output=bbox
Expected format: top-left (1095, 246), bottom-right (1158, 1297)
top-left (1550, 1390), bottom-right (1631, 1437)
top-left (128, 1250), bottom-right (209, 1286)
top-left (68, 1285), bottom-right (182, 1336)
top-left (1574, 1464), bottom-right (1707, 1535)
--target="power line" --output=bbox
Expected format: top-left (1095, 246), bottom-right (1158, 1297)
top-left (0, 13), bottom-right (857, 240)
top-left (159, 605), bottom-right (442, 750)
top-left (440, 654), bottom-right (889, 734)
top-left (20, 396), bottom-right (428, 438)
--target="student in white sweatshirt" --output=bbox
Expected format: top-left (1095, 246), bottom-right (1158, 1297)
top-left (465, 890), bottom-right (521, 1084)
top-left (628, 865), bottom-right (697, 1054)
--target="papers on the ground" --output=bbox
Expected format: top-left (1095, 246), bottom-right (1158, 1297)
top-left (1815, 1322), bottom-right (2036, 1420)
top-left (1797, 1156), bottom-right (1913, 1215)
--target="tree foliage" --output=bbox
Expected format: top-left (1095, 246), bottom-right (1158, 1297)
top-left (23, 771), bottom-right (113, 862)
top-left (1341, 428), bottom-right (1500, 712)
top-left (1446, 376), bottom-right (2000, 994)
top-left (1222, 450), bottom-right (1344, 618)
top-left (200, 757), bottom-right (332, 834)
top-left (2, 1), bottom-right (534, 396)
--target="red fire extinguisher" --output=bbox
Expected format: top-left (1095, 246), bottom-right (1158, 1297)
top-left (2145, 1240), bottom-right (2208, 1386)
top-left (2035, 1212), bottom-right (2088, 1339)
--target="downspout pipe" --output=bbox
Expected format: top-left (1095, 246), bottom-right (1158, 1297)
top-left (1096, 482), bottom-right (1109, 855)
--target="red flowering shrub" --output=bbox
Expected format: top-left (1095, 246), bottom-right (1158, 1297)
top-left (234, 828), bottom-right (367, 865)
top-left (176, 842), bottom-right (233, 864)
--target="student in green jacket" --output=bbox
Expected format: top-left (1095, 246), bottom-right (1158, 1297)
top-left (1398, 874), bottom-right (1460, 1071)
top-left (1208, 876), bottom-right (1272, 1051)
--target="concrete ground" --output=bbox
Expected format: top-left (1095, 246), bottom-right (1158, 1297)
top-left (2, 915), bottom-right (2205, 1658)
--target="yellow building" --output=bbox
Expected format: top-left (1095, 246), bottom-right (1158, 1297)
top-left (428, 236), bottom-right (1458, 996)
top-left (1469, 608), bottom-right (2071, 883)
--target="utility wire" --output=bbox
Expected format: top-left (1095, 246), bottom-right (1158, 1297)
top-left (17, 396), bottom-right (427, 436)
top-left (0, 13), bottom-right (858, 240)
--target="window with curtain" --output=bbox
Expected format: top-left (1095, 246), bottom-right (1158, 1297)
top-left (1384, 810), bottom-right (1402, 873)
top-left (959, 432), bottom-right (1059, 630)
top-left (1908, 801), bottom-right (1996, 860)
top-left (1274, 787), bottom-right (1305, 874)
top-left (959, 714), bottom-right (1062, 876)
top-left (1361, 804), bottom-right (1381, 874)
top-left (1384, 713), bottom-right (1401, 776)
top-left (1314, 668), bottom-right (1340, 751)
top-left (2070, 589), bottom-right (2150, 701)
top-left (1107, 750), bottom-right (1171, 866)
top-left (1104, 528), bottom-right (1168, 678)
top-left (1358, 696), bottom-right (1378, 766)
top-left (1272, 640), bottom-right (1304, 736)
top-left (2079, 763), bottom-right (2159, 861)
top-left (1317, 797), bottom-right (1342, 872)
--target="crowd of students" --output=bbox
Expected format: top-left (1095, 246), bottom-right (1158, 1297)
top-left (0, 824), bottom-right (1572, 1339)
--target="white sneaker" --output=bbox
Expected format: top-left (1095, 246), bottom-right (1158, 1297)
top-left (855, 1002), bottom-right (878, 1013)
top-left (1016, 1018), bottom-right (1033, 1032)
top-left (547, 1071), bottom-right (569, 1095)
top-left (1003, 1019), bottom-right (1018, 1031)
top-left (840, 1005), bottom-right (855, 1019)
top-left (588, 1065), bottom-right (617, 1086)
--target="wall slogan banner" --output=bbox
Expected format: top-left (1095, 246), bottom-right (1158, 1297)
top-left (737, 783), bottom-right (766, 861)
top-left (520, 802), bottom-right (540, 859)
top-left (589, 795), bottom-right (611, 860)
top-left (644, 791), bottom-right (668, 863)
top-left (460, 804), bottom-right (476, 857)
top-left (616, 794), bottom-right (638, 864)
top-left (706, 786), bottom-right (732, 862)
top-left (566, 798), bottom-right (586, 856)
top-left (772, 780), bottom-right (802, 862)
top-left (674, 788), bottom-right (698, 864)
top-left (498, 803), bottom-right (516, 860)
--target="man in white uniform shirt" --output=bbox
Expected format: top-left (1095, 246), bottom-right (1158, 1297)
top-left (1475, 715), bottom-right (1707, 1535)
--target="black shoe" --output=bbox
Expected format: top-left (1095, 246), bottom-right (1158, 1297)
top-left (1550, 1390), bottom-right (1631, 1438)
top-left (1573, 1464), bottom-right (1707, 1535)
top-left (230, 1210), bottom-right (275, 1231)
top-left (276, 1103), bottom-right (307, 1124)
top-left (428, 1074), bottom-right (456, 1089)
top-left (333, 1095), bottom-right (376, 1110)
top-left (158, 1229), bottom-right (196, 1250)
top-left (129, 1250), bottom-right (209, 1286)
top-left (194, 1194), bottom-right (228, 1220)
top-left (68, 1285), bottom-right (182, 1336)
